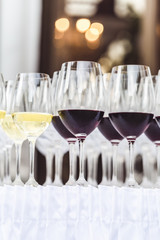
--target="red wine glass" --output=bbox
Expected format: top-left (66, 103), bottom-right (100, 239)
top-left (98, 73), bottom-right (124, 186)
top-left (51, 71), bottom-right (77, 186)
top-left (109, 65), bottom-right (154, 187)
top-left (56, 61), bottom-right (104, 187)
top-left (148, 75), bottom-right (160, 187)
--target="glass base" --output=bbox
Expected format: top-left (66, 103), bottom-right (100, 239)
top-left (65, 177), bottom-right (77, 186)
top-left (4, 177), bottom-right (12, 186)
top-left (140, 177), bottom-right (153, 188)
top-left (88, 178), bottom-right (98, 188)
top-left (91, 180), bottom-right (98, 188)
top-left (111, 177), bottom-right (119, 187)
top-left (52, 177), bottom-right (63, 187)
top-left (125, 178), bottom-right (139, 188)
top-left (76, 177), bottom-right (88, 187)
top-left (100, 177), bottom-right (113, 186)
top-left (25, 177), bottom-right (39, 187)
top-left (154, 180), bottom-right (160, 188)
top-left (43, 177), bottom-right (53, 186)
top-left (13, 176), bottom-right (24, 186)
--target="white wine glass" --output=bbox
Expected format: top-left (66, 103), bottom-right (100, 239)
top-left (1, 80), bottom-right (27, 186)
top-left (0, 73), bottom-right (6, 122)
top-left (11, 73), bottom-right (53, 187)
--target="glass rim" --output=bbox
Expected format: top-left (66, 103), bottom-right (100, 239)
top-left (53, 70), bottom-right (60, 76)
top-left (61, 60), bottom-right (101, 69)
top-left (112, 64), bottom-right (150, 72)
top-left (16, 73), bottom-right (50, 79)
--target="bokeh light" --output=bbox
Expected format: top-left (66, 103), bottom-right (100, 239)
top-left (85, 28), bottom-right (99, 42)
top-left (54, 29), bottom-right (64, 40)
top-left (91, 22), bottom-right (104, 34)
top-left (87, 39), bottom-right (100, 49)
top-left (55, 18), bottom-right (70, 32)
top-left (76, 18), bottom-right (91, 33)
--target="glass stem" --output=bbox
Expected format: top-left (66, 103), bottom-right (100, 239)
top-left (112, 143), bottom-right (119, 183)
top-left (68, 142), bottom-right (75, 180)
top-left (93, 154), bottom-right (98, 184)
top-left (128, 140), bottom-right (135, 182)
top-left (79, 139), bottom-right (85, 179)
top-left (55, 147), bottom-right (62, 180)
top-left (46, 151), bottom-right (53, 181)
top-left (87, 153), bottom-right (93, 182)
top-left (156, 144), bottom-right (160, 183)
top-left (101, 146), bottom-right (108, 182)
top-left (4, 149), bottom-right (7, 180)
top-left (15, 143), bottom-right (22, 178)
top-left (29, 139), bottom-right (36, 179)
top-left (108, 153), bottom-right (112, 181)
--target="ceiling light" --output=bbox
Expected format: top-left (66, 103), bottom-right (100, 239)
top-left (55, 18), bottom-right (70, 32)
top-left (76, 18), bottom-right (91, 33)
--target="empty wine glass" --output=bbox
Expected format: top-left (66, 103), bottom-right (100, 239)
top-left (56, 61), bottom-right (104, 186)
top-left (109, 65), bottom-right (154, 187)
top-left (11, 73), bottom-right (53, 187)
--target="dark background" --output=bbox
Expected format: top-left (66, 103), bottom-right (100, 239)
top-left (36, 0), bottom-right (155, 184)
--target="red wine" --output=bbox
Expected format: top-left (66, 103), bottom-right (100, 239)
top-left (145, 119), bottom-right (160, 143)
top-left (52, 116), bottom-right (76, 140)
top-left (109, 112), bottom-right (153, 138)
top-left (98, 117), bottom-right (123, 142)
top-left (58, 109), bottom-right (104, 137)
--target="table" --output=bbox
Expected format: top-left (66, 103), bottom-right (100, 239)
top-left (0, 185), bottom-right (160, 240)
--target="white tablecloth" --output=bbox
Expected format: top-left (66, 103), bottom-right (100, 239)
top-left (0, 185), bottom-right (160, 240)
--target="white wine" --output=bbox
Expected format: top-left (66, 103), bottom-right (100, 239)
top-left (0, 110), bottom-right (6, 122)
top-left (1, 114), bottom-right (26, 143)
top-left (12, 112), bottom-right (53, 138)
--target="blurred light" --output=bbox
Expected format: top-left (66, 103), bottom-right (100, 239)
top-left (107, 39), bottom-right (132, 62)
top-left (87, 39), bottom-right (100, 49)
top-left (55, 18), bottom-right (70, 32)
top-left (54, 29), bottom-right (64, 40)
top-left (65, 0), bottom-right (103, 17)
top-left (76, 18), bottom-right (90, 33)
top-left (99, 57), bottom-right (112, 73)
top-left (91, 22), bottom-right (104, 34)
top-left (114, 0), bottom-right (146, 18)
top-left (85, 28), bottom-right (99, 42)
top-left (65, 3), bottom-right (97, 17)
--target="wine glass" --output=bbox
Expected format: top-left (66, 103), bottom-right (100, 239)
top-left (147, 75), bottom-right (160, 187)
top-left (98, 73), bottom-right (124, 186)
top-left (11, 73), bottom-right (52, 187)
top-left (0, 74), bottom-right (6, 122)
top-left (56, 61), bottom-right (104, 187)
top-left (109, 65), bottom-right (154, 187)
top-left (1, 80), bottom-right (27, 185)
top-left (51, 71), bottom-right (77, 186)
top-left (36, 122), bottom-right (68, 186)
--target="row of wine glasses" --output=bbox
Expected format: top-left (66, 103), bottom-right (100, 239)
top-left (0, 63), bottom-right (159, 188)
top-left (0, 130), bottom-right (158, 188)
